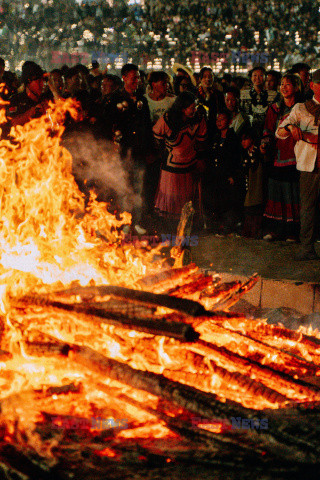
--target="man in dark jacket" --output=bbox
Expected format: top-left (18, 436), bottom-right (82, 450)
top-left (6, 61), bottom-right (47, 127)
top-left (103, 63), bottom-right (155, 233)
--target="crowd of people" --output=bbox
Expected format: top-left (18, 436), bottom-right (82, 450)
top-left (1, 0), bottom-right (320, 72)
top-left (1, 53), bottom-right (320, 261)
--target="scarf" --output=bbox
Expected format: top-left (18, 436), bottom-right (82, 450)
top-left (305, 99), bottom-right (320, 126)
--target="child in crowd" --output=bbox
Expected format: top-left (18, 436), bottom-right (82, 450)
top-left (203, 110), bottom-right (241, 234)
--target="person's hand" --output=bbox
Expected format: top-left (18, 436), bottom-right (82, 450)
top-left (260, 135), bottom-right (272, 154)
top-left (288, 125), bottom-right (303, 142)
top-left (302, 131), bottom-right (318, 149)
top-left (260, 143), bottom-right (267, 154)
top-left (228, 177), bottom-right (234, 185)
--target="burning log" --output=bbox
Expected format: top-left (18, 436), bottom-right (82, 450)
top-left (23, 339), bottom-right (249, 420)
top-left (163, 362), bottom-right (289, 406)
top-left (20, 338), bottom-right (320, 462)
top-left (219, 317), bottom-right (320, 363)
top-left (214, 316), bottom-right (320, 348)
top-left (208, 274), bottom-right (259, 310)
top-left (136, 263), bottom-right (200, 292)
top-left (22, 285), bottom-right (207, 317)
top-left (16, 297), bottom-right (199, 342)
top-left (0, 383), bottom-right (82, 416)
top-left (196, 318), bottom-right (320, 377)
top-left (170, 201), bottom-right (195, 267)
top-left (164, 274), bottom-right (220, 300)
top-left (93, 383), bottom-right (261, 459)
top-left (192, 340), bottom-right (320, 402)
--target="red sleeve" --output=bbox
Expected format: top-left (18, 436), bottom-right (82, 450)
top-left (197, 116), bottom-right (208, 141)
top-left (263, 104), bottom-right (278, 137)
top-left (152, 115), bottom-right (168, 140)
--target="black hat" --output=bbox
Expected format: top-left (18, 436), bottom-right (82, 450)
top-left (21, 61), bottom-right (45, 84)
top-left (64, 66), bottom-right (79, 80)
top-left (291, 62), bottom-right (311, 73)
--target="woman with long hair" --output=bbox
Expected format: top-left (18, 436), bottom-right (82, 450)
top-left (153, 91), bottom-right (207, 229)
top-left (263, 73), bottom-right (302, 241)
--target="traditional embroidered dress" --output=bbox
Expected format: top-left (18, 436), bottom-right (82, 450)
top-left (240, 88), bottom-right (277, 136)
top-left (153, 111), bottom-right (207, 218)
top-left (263, 102), bottom-right (300, 236)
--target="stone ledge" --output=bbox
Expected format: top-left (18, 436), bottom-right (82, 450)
top-left (204, 270), bottom-right (318, 315)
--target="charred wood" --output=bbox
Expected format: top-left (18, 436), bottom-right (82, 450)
top-left (0, 444), bottom-right (57, 480)
top-left (164, 275), bottom-right (219, 299)
top-left (170, 201), bottom-right (195, 268)
top-left (23, 339), bottom-right (251, 419)
top-left (19, 286), bottom-right (207, 317)
top-left (16, 297), bottom-right (199, 342)
top-left (136, 263), bottom-right (199, 292)
top-left (191, 340), bottom-right (320, 402)
top-left (206, 274), bottom-right (259, 311)
top-left (21, 340), bottom-right (320, 462)
top-left (196, 318), bottom-right (319, 376)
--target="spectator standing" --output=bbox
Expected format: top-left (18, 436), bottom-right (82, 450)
top-left (173, 75), bottom-right (194, 96)
top-left (197, 67), bottom-right (224, 137)
top-left (103, 63), bottom-right (154, 234)
top-left (6, 61), bottom-right (48, 127)
top-left (263, 73), bottom-right (301, 242)
top-left (90, 60), bottom-right (101, 77)
top-left (240, 66), bottom-right (278, 138)
top-left (145, 71), bottom-right (175, 125)
top-left (265, 69), bottom-right (281, 103)
top-left (290, 63), bottom-right (312, 100)
top-left (203, 110), bottom-right (241, 233)
top-left (224, 86), bottom-right (250, 138)
top-left (145, 71), bottom-right (176, 219)
top-left (276, 69), bottom-right (320, 260)
top-left (153, 92), bottom-right (207, 230)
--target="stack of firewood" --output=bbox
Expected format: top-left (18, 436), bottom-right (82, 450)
top-left (0, 263), bottom-right (320, 479)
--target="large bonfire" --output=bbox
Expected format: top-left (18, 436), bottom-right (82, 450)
top-left (0, 97), bottom-right (320, 479)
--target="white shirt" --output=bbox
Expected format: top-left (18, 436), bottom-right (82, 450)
top-left (276, 100), bottom-right (318, 172)
top-left (145, 93), bottom-right (176, 125)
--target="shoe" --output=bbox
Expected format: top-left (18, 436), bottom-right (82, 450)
top-left (134, 224), bottom-right (147, 235)
top-left (263, 233), bottom-right (275, 241)
top-left (286, 237), bottom-right (297, 243)
top-left (122, 225), bottom-right (131, 234)
top-left (294, 251), bottom-right (319, 261)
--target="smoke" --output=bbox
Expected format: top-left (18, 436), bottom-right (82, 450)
top-left (62, 129), bottom-right (142, 213)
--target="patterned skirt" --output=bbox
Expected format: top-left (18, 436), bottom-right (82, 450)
top-left (155, 170), bottom-right (198, 218)
top-left (264, 177), bottom-right (300, 223)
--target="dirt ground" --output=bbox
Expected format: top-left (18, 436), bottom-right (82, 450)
top-left (192, 232), bottom-right (320, 283)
